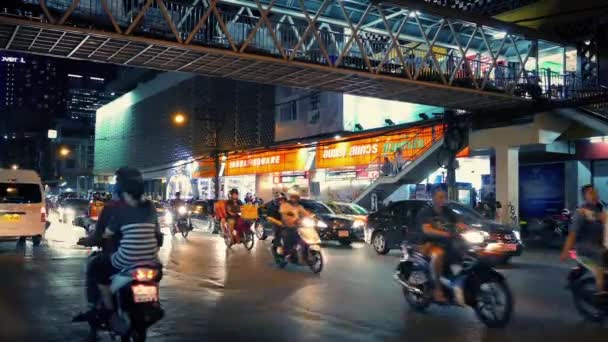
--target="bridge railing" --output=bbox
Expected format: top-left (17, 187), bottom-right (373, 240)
top-left (8, 0), bottom-right (603, 106)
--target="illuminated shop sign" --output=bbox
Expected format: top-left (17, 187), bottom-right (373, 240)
top-left (1, 56), bottom-right (26, 64)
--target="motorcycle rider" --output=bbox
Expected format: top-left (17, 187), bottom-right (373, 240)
top-left (417, 186), bottom-right (467, 302)
top-left (74, 167), bottom-right (162, 321)
top-left (279, 189), bottom-right (311, 260)
top-left (561, 184), bottom-right (608, 295)
top-left (266, 192), bottom-right (286, 248)
top-left (226, 188), bottom-right (243, 244)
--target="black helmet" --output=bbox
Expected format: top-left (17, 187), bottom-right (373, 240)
top-left (115, 167), bottom-right (144, 200)
top-left (229, 188), bottom-right (239, 195)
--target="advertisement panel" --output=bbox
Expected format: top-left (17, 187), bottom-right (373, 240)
top-left (225, 148), bottom-right (309, 176)
top-left (519, 163), bottom-right (565, 219)
top-left (192, 159), bottom-right (216, 179)
top-left (316, 125), bottom-right (442, 169)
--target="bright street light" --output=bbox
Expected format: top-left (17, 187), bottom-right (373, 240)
top-left (59, 147), bottom-right (71, 157)
top-left (172, 113), bottom-right (187, 125)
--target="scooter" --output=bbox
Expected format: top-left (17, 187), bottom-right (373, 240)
top-left (169, 205), bottom-right (192, 238)
top-left (394, 228), bottom-right (514, 328)
top-left (74, 239), bottom-right (164, 341)
top-left (566, 250), bottom-right (608, 322)
top-left (270, 217), bottom-right (324, 274)
top-left (222, 217), bottom-right (255, 250)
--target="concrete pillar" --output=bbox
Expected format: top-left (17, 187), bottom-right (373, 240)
top-left (495, 146), bottom-right (519, 225)
top-left (565, 161), bottom-right (591, 210)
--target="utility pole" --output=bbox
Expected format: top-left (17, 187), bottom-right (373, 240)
top-left (443, 110), bottom-right (465, 202)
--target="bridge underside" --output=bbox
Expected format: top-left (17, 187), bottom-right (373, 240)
top-left (0, 17), bottom-right (527, 111)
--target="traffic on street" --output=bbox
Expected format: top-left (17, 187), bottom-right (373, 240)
top-left (0, 213), bottom-right (605, 342)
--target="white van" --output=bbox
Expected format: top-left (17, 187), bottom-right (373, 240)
top-left (0, 169), bottom-right (46, 245)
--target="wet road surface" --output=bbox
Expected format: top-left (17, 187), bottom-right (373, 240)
top-left (0, 217), bottom-right (606, 342)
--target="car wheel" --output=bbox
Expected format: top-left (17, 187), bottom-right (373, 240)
top-left (372, 232), bottom-right (390, 255)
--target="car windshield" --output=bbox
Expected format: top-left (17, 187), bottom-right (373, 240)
top-left (63, 199), bottom-right (89, 208)
top-left (349, 204), bottom-right (368, 215)
top-left (0, 183), bottom-right (42, 204)
top-left (447, 202), bottom-right (484, 221)
top-left (334, 204), bottom-right (357, 215)
top-left (301, 200), bottom-right (333, 215)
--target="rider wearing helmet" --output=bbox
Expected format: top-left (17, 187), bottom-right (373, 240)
top-left (279, 189), bottom-right (311, 258)
top-left (226, 188), bottom-right (243, 243)
top-left (75, 167), bottom-right (162, 320)
top-left (267, 192), bottom-right (287, 248)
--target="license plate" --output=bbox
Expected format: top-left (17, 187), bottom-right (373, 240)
top-left (1, 214), bottom-right (21, 222)
top-left (338, 230), bottom-right (349, 237)
top-left (501, 243), bottom-right (518, 251)
top-left (132, 285), bottom-right (158, 303)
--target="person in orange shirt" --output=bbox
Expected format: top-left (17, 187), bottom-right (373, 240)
top-left (214, 198), bottom-right (227, 237)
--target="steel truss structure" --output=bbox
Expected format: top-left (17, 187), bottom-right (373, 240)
top-left (0, 0), bottom-right (594, 110)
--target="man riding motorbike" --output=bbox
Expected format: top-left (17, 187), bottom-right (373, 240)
top-left (266, 192), bottom-right (286, 248)
top-left (279, 189), bottom-right (311, 260)
top-left (74, 167), bottom-right (163, 321)
top-left (226, 188), bottom-right (243, 244)
top-left (417, 187), bottom-right (467, 302)
top-left (561, 184), bottom-right (608, 295)
top-left (171, 192), bottom-right (186, 214)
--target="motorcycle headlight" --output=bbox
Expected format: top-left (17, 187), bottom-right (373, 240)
top-left (352, 220), bottom-right (365, 229)
top-left (178, 206), bottom-right (187, 215)
top-left (461, 230), bottom-right (486, 244)
top-left (513, 230), bottom-right (521, 241)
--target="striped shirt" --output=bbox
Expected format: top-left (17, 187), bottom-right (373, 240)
top-left (111, 222), bottom-right (160, 269)
top-left (98, 201), bottom-right (161, 270)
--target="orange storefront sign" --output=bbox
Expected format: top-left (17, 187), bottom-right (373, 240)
top-left (316, 125), bottom-right (443, 169)
top-left (225, 148), bottom-right (309, 176)
top-left (192, 159), bottom-right (216, 178)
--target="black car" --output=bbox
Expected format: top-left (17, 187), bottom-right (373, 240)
top-left (58, 198), bottom-right (90, 225)
top-left (366, 200), bottom-right (523, 263)
top-left (299, 199), bottom-right (365, 246)
top-left (255, 199), bottom-right (365, 246)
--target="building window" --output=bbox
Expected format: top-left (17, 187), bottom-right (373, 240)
top-left (279, 101), bottom-right (297, 122)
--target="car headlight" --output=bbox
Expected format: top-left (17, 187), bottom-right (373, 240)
top-left (513, 230), bottom-right (521, 241)
top-left (461, 230), bottom-right (485, 244)
top-left (178, 206), bottom-right (187, 215)
top-left (352, 220), bottom-right (365, 229)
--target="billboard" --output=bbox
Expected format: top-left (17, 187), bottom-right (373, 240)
top-left (519, 163), bottom-right (565, 219)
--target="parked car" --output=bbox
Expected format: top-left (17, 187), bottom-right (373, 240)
top-left (326, 201), bottom-right (369, 222)
top-left (58, 198), bottom-right (90, 225)
top-left (366, 200), bottom-right (523, 263)
top-left (300, 199), bottom-right (365, 246)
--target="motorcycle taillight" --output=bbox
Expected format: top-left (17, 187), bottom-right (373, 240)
top-left (569, 250), bottom-right (577, 260)
top-left (133, 268), bottom-right (158, 281)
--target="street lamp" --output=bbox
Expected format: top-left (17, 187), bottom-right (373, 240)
top-left (59, 147), bottom-right (71, 157)
top-left (172, 113), bottom-right (187, 126)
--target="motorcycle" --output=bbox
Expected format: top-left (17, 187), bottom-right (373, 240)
top-left (566, 250), bottom-right (608, 322)
top-left (270, 217), bottom-right (324, 274)
top-left (74, 240), bottom-right (164, 341)
top-left (522, 208), bottom-right (571, 247)
top-left (222, 217), bottom-right (255, 250)
top-left (394, 227), bottom-right (514, 328)
top-left (169, 205), bottom-right (192, 238)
